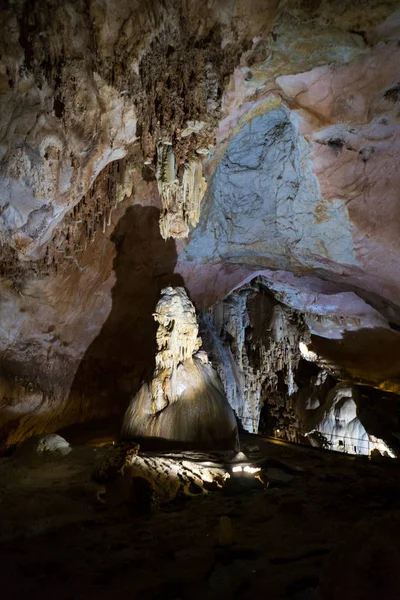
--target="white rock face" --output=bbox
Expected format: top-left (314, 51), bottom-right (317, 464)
top-left (258, 272), bottom-right (392, 340)
top-left (305, 383), bottom-right (394, 456)
top-left (122, 287), bottom-right (238, 449)
top-left (182, 108), bottom-right (357, 271)
top-left (15, 433), bottom-right (71, 458)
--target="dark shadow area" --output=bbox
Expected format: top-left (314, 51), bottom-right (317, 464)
top-left (357, 385), bottom-right (400, 455)
top-left (311, 327), bottom-right (400, 384)
top-left (66, 205), bottom-right (184, 435)
top-left (123, 435), bottom-right (233, 453)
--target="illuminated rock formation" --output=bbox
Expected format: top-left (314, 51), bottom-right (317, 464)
top-left (156, 142), bottom-right (207, 239)
top-left (201, 279), bottom-right (400, 453)
top-left (304, 383), bottom-right (395, 457)
top-left (201, 281), bottom-right (309, 435)
top-left (122, 287), bottom-right (238, 449)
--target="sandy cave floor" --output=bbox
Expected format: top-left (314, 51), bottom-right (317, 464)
top-left (1, 435), bottom-right (400, 599)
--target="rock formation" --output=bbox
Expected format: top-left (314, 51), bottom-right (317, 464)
top-left (199, 277), bottom-right (400, 453)
top-left (301, 382), bottom-right (395, 456)
top-left (156, 142), bottom-right (207, 239)
top-left (201, 280), bottom-right (309, 435)
top-left (0, 0), bottom-right (400, 444)
top-left (121, 287), bottom-right (238, 449)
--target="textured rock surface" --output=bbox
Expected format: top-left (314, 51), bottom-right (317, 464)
top-left (202, 279), bottom-right (400, 449)
top-left (292, 365), bottom-right (400, 454)
top-left (201, 281), bottom-right (309, 434)
top-left (126, 451), bottom-right (230, 504)
top-left (0, 3), bottom-right (137, 259)
top-left (0, 173), bottom-right (172, 445)
top-left (176, 3), bottom-right (400, 346)
top-left (181, 107), bottom-right (355, 271)
top-left (156, 143), bottom-right (207, 239)
top-left (14, 433), bottom-right (71, 457)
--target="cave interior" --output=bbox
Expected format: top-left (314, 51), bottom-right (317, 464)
top-left (1, 1), bottom-right (400, 598)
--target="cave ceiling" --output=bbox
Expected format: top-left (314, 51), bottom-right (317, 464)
top-left (1, 0), bottom-right (400, 442)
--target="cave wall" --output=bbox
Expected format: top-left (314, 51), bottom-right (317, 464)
top-left (201, 276), bottom-right (400, 450)
top-left (1, 1), bottom-right (400, 443)
top-left (0, 164), bottom-right (169, 444)
top-left (0, 0), bottom-right (275, 262)
top-left (0, 0), bottom-right (284, 442)
top-left (179, 35), bottom-right (400, 311)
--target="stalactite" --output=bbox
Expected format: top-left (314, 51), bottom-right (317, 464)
top-left (156, 142), bottom-right (207, 239)
top-left (0, 156), bottom-right (137, 286)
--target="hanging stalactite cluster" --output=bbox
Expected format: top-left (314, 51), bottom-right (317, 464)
top-left (156, 142), bottom-right (207, 239)
top-left (0, 156), bottom-right (135, 289)
top-left (40, 159), bottom-right (132, 275)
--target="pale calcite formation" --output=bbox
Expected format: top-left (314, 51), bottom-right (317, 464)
top-left (152, 286), bottom-right (202, 411)
top-left (201, 282), bottom-right (309, 434)
top-left (122, 287), bottom-right (238, 449)
top-left (156, 143), bottom-right (207, 239)
top-left (304, 383), bottom-right (395, 457)
top-left (201, 279), bottom-right (399, 445)
top-left (1, 0), bottom-right (400, 445)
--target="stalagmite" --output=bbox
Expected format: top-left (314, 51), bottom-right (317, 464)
top-left (121, 287), bottom-right (238, 449)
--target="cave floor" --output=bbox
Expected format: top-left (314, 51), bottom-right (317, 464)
top-left (1, 435), bottom-right (400, 600)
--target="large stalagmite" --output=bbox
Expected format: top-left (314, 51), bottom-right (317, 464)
top-left (121, 287), bottom-right (238, 449)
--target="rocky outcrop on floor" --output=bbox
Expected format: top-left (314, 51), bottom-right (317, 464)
top-left (2, 434), bottom-right (400, 598)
